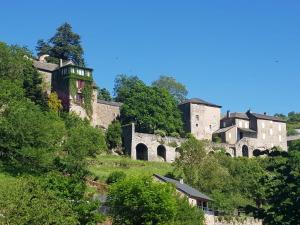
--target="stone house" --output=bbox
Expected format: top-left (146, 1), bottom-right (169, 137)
top-left (33, 56), bottom-right (121, 129)
top-left (153, 174), bottom-right (262, 225)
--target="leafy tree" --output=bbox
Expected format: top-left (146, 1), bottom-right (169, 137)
top-left (0, 177), bottom-right (78, 225)
top-left (152, 75), bottom-right (188, 103)
top-left (173, 196), bottom-right (204, 225)
top-left (0, 99), bottom-right (65, 173)
top-left (115, 75), bottom-right (183, 134)
top-left (0, 42), bottom-right (46, 106)
top-left (47, 92), bottom-right (62, 113)
top-left (98, 87), bottom-right (112, 101)
top-left (258, 149), bottom-right (300, 225)
top-left (106, 120), bottom-right (122, 150)
top-left (107, 176), bottom-right (177, 225)
top-left (36, 22), bottom-right (84, 65)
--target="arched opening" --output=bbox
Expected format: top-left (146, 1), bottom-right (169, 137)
top-left (253, 149), bottom-right (261, 157)
top-left (157, 145), bottom-right (166, 162)
top-left (136, 143), bottom-right (148, 161)
top-left (242, 145), bottom-right (249, 157)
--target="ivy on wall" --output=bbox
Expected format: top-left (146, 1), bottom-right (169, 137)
top-left (68, 73), bottom-right (93, 118)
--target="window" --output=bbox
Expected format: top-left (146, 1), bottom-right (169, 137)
top-left (279, 135), bottom-right (282, 142)
top-left (196, 115), bottom-right (199, 121)
top-left (262, 122), bottom-right (265, 128)
top-left (239, 121), bottom-right (243, 127)
top-left (279, 124), bottom-right (282, 131)
top-left (270, 128), bottom-right (273, 135)
top-left (75, 93), bottom-right (83, 105)
top-left (245, 122), bottom-right (249, 128)
top-left (77, 69), bottom-right (84, 76)
top-left (70, 67), bottom-right (75, 73)
top-left (77, 80), bottom-right (85, 90)
top-left (86, 71), bottom-right (91, 77)
top-left (196, 124), bottom-right (198, 127)
top-left (229, 133), bottom-right (232, 139)
top-left (223, 122), bottom-right (226, 127)
top-left (262, 133), bottom-right (266, 140)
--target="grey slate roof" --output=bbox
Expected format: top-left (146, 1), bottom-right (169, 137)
top-left (154, 174), bottom-right (212, 201)
top-left (229, 112), bottom-right (249, 120)
top-left (213, 125), bottom-right (235, 134)
top-left (238, 127), bottom-right (256, 133)
top-left (180, 98), bottom-right (222, 108)
top-left (33, 60), bottom-right (59, 72)
top-left (250, 113), bottom-right (286, 123)
top-left (97, 99), bottom-right (123, 107)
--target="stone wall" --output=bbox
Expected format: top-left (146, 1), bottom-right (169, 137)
top-left (190, 104), bottom-right (221, 140)
top-left (204, 214), bottom-right (262, 225)
top-left (122, 123), bottom-right (185, 162)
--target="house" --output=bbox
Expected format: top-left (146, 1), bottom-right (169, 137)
top-left (153, 174), bottom-right (212, 210)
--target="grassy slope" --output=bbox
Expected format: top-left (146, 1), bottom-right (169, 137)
top-left (87, 155), bottom-right (173, 182)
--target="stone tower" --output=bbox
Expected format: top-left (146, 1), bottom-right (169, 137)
top-left (51, 62), bottom-right (94, 118)
top-left (179, 98), bottom-right (221, 140)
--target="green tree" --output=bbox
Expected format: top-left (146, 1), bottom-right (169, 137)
top-left (0, 177), bottom-right (78, 225)
top-left (0, 99), bottom-right (65, 173)
top-left (47, 92), bottom-right (63, 113)
top-left (36, 22), bottom-right (84, 66)
top-left (152, 75), bottom-right (188, 103)
top-left (106, 120), bottom-right (122, 150)
top-left (115, 75), bottom-right (183, 134)
top-left (98, 87), bottom-right (112, 101)
top-left (107, 176), bottom-right (177, 225)
top-left (0, 42), bottom-right (46, 106)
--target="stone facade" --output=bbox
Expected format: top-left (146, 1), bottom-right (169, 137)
top-left (179, 98), bottom-right (221, 140)
top-left (34, 58), bottom-right (121, 129)
top-left (122, 123), bottom-right (184, 162)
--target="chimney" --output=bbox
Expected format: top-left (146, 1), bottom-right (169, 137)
top-left (179, 178), bottom-right (184, 184)
top-left (264, 112), bottom-right (267, 115)
top-left (227, 110), bottom-right (230, 118)
top-left (39, 54), bottom-right (49, 62)
top-left (59, 59), bottom-right (63, 67)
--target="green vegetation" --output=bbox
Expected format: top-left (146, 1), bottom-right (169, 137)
top-left (88, 155), bottom-right (173, 182)
top-left (36, 22), bottom-right (85, 66)
top-left (97, 87), bottom-right (112, 101)
top-left (107, 176), bottom-right (204, 225)
top-left (114, 74), bottom-right (183, 135)
top-left (152, 75), bottom-right (188, 103)
top-left (106, 120), bottom-right (122, 150)
top-left (275, 112), bottom-right (300, 135)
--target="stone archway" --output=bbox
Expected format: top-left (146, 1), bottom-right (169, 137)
top-left (242, 145), bottom-right (249, 157)
top-left (136, 143), bottom-right (148, 161)
top-left (157, 145), bottom-right (166, 162)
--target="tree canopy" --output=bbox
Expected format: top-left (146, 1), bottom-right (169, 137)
top-left (152, 75), bottom-right (188, 103)
top-left (36, 22), bottom-right (85, 66)
top-left (114, 75), bottom-right (183, 135)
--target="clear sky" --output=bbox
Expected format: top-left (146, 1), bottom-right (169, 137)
top-left (1, 0), bottom-right (299, 115)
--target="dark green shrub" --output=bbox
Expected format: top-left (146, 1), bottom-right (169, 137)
top-left (106, 171), bottom-right (127, 184)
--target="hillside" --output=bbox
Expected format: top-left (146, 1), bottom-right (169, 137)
top-left (87, 155), bottom-right (173, 182)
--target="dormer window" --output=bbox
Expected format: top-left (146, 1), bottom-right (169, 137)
top-left (70, 67), bottom-right (75, 73)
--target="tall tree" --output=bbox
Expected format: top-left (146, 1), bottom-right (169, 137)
top-left (36, 23), bottom-right (85, 66)
top-left (115, 75), bottom-right (183, 135)
top-left (152, 75), bottom-right (188, 103)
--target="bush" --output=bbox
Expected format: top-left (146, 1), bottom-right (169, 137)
top-left (106, 120), bottom-right (122, 150)
top-left (154, 129), bottom-right (167, 137)
top-left (106, 171), bottom-right (127, 184)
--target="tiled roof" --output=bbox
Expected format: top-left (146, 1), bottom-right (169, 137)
top-left (97, 99), bottom-right (123, 107)
top-left (250, 113), bottom-right (286, 123)
top-left (180, 98), bottom-right (221, 108)
top-left (154, 174), bottom-right (212, 201)
top-left (33, 60), bottom-right (59, 72)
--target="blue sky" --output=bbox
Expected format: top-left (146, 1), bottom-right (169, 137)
top-left (1, 0), bottom-right (299, 115)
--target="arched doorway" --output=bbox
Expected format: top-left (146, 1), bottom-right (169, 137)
top-left (242, 145), bottom-right (249, 157)
top-left (157, 145), bottom-right (166, 162)
top-left (136, 143), bottom-right (148, 161)
top-left (253, 149), bottom-right (261, 157)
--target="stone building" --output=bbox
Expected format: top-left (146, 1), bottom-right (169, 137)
top-left (34, 56), bottom-right (121, 129)
top-left (179, 98), bottom-right (221, 140)
top-left (214, 110), bottom-right (287, 157)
